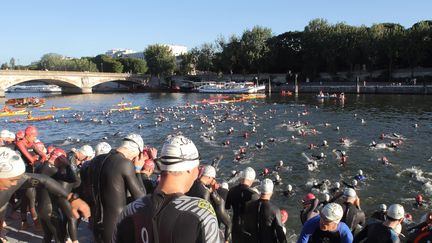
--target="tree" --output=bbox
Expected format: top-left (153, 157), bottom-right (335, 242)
top-left (38, 53), bottom-right (64, 70)
top-left (144, 44), bottom-right (176, 78)
top-left (92, 55), bottom-right (124, 73)
top-left (192, 43), bottom-right (216, 72)
top-left (118, 57), bottom-right (148, 74)
top-left (9, 58), bottom-right (15, 70)
top-left (0, 63), bottom-right (9, 70)
top-left (239, 26), bottom-right (272, 73)
top-left (178, 52), bottom-right (195, 75)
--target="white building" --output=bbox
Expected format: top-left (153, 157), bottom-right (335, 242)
top-left (163, 44), bottom-right (188, 56)
top-left (104, 44), bottom-right (187, 61)
top-left (105, 49), bottom-right (136, 58)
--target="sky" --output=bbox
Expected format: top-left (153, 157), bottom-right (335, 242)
top-left (1, 0), bottom-right (431, 65)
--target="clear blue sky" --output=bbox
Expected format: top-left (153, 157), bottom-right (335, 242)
top-left (1, 0), bottom-right (430, 65)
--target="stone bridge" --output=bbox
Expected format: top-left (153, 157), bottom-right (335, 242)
top-left (0, 70), bottom-right (149, 97)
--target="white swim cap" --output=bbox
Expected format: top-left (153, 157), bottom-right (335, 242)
top-left (335, 182), bottom-right (340, 188)
top-left (343, 188), bottom-right (357, 198)
top-left (158, 135), bottom-right (199, 172)
top-left (221, 182), bottom-right (229, 190)
top-left (123, 133), bottom-right (144, 153)
top-left (95, 142), bottom-right (111, 156)
top-left (321, 203), bottom-right (343, 223)
top-left (0, 130), bottom-right (14, 140)
top-left (287, 184), bottom-right (292, 192)
top-left (242, 167), bottom-right (256, 181)
top-left (202, 165), bottom-right (216, 178)
top-left (0, 147), bottom-right (26, 178)
top-left (387, 204), bottom-right (405, 220)
top-left (352, 180), bottom-right (358, 186)
top-left (260, 178), bottom-right (274, 194)
top-left (358, 170), bottom-right (363, 176)
top-left (78, 145), bottom-right (95, 158)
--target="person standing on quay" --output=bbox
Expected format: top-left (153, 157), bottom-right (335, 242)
top-left (87, 133), bottom-right (150, 243)
top-left (225, 167), bottom-right (260, 243)
top-left (113, 135), bottom-right (221, 243)
top-left (243, 178), bottom-right (287, 243)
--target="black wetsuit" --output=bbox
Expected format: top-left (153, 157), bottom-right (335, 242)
top-left (113, 190), bottom-right (222, 243)
top-left (187, 179), bottom-right (232, 242)
top-left (35, 162), bottom-right (78, 243)
top-left (142, 173), bottom-right (156, 194)
top-left (354, 222), bottom-right (400, 243)
top-left (225, 183), bottom-right (260, 243)
top-left (341, 202), bottom-right (366, 234)
top-left (217, 187), bottom-right (229, 202)
top-left (87, 150), bottom-right (146, 243)
top-left (0, 173), bottom-right (69, 217)
top-left (300, 198), bottom-right (319, 225)
top-left (243, 199), bottom-right (287, 243)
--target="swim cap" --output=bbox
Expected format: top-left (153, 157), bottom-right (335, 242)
top-left (47, 145), bottom-right (55, 155)
top-left (321, 203), bottom-right (343, 223)
top-left (343, 188), bottom-right (357, 198)
top-left (303, 193), bottom-right (316, 203)
top-left (123, 133), bottom-right (144, 153)
top-left (260, 178), bottom-right (274, 194)
top-left (77, 145), bottom-right (95, 158)
top-left (335, 182), bottom-right (340, 188)
top-left (280, 209), bottom-right (288, 224)
top-left (221, 182), bottom-right (229, 190)
top-left (25, 126), bottom-right (38, 137)
top-left (16, 131), bottom-right (25, 140)
top-left (95, 142), bottom-right (111, 156)
top-left (324, 194), bottom-right (330, 202)
top-left (358, 170), bottom-right (363, 176)
top-left (0, 147), bottom-right (25, 178)
top-left (242, 167), bottom-right (256, 181)
top-left (378, 204), bottom-right (387, 212)
top-left (286, 184), bottom-right (292, 192)
top-left (416, 194), bottom-right (423, 202)
top-left (50, 148), bottom-right (67, 159)
top-left (143, 159), bottom-right (155, 170)
top-left (352, 180), bottom-right (358, 186)
top-left (0, 130), bottom-right (14, 139)
top-left (158, 135), bottom-right (199, 172)
top-left (202, 165), bottom-right (216, 178)
top-left (387, 204), bottom-right (405, 220)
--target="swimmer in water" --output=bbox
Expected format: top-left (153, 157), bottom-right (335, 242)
top-left (283, 184), bottom-right (294, 197)
top-left (354, 170), bottom-right (367, 181)
top-left (321, 140), bottom-right (329, 147)
top-left (273, 174), bottom-right (283, 185)
top-left (259, 168), bottom-right (270, 177)
top-left (312, 152), bottom-right (326, 161)
top-left (255, 141), bottom-right (264, 149)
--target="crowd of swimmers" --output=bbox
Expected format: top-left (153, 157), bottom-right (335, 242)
top-left (0, 125), bottom-right (431, 243)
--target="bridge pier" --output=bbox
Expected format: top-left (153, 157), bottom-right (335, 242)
top-left (0, 89), bottom-right (5, 97)
top-left (80, 87), bottom-right (93, 94)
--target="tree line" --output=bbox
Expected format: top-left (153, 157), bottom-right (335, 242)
top-left (2, 19), bottom-right (432, 82)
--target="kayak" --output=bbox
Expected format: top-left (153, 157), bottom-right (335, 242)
top-left (209, 95), bottom-right (230, 99)
top-left (239, 94), bottom-right (266, 99)
top-left (40, 107), bottom-right (72, 112)
top-left (13, 103), bottom-right (44, 108)
top-left (113, 102), bottom-right (132, 107)
top-left (110, 106), bottom-right (141, 112)
top-left (0, 110), bottom-right (29, 117)
top-left (9, 115), bottom-right (54, 123)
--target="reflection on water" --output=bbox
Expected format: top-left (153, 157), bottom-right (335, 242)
top-left (1, 92), bottom-right (432, 235)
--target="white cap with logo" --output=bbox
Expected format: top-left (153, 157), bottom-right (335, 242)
top-left (158, 135), bottom-right (200, 172)
top-left (95, 142), bottom-right (111, 156)
top-left (202, 165), bottom-right (216, 178)
top-left (0, 147), bottom-right (26, 178)
top-left (387, 204), bottom-right (405, 220)
top-left (321, 203), bottom-right (344, 223)
top-left (343, 188), bottom-right (357, 198)
top-left (122, 133), bottom-right (144, 153)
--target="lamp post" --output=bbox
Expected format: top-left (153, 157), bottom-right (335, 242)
top-left (101, 62), bottom-right (104, 72)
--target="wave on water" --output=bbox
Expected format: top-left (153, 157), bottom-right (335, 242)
top-left (397, 167), bottom-right (432, 195)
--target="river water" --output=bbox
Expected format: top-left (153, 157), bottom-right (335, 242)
top-left (2, 92), bottom-right (432, 240)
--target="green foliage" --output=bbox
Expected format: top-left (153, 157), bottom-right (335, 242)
top-left (1, 63), bottom-right (9, 70)
top-left (239, 26), bottom-right (273, 73)
top-left (177, 52), bottom-right (195, 75)
top-left (118, 57), bottom-right (148, 74)
top-left (144, 44), bottom-right (176, 77)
